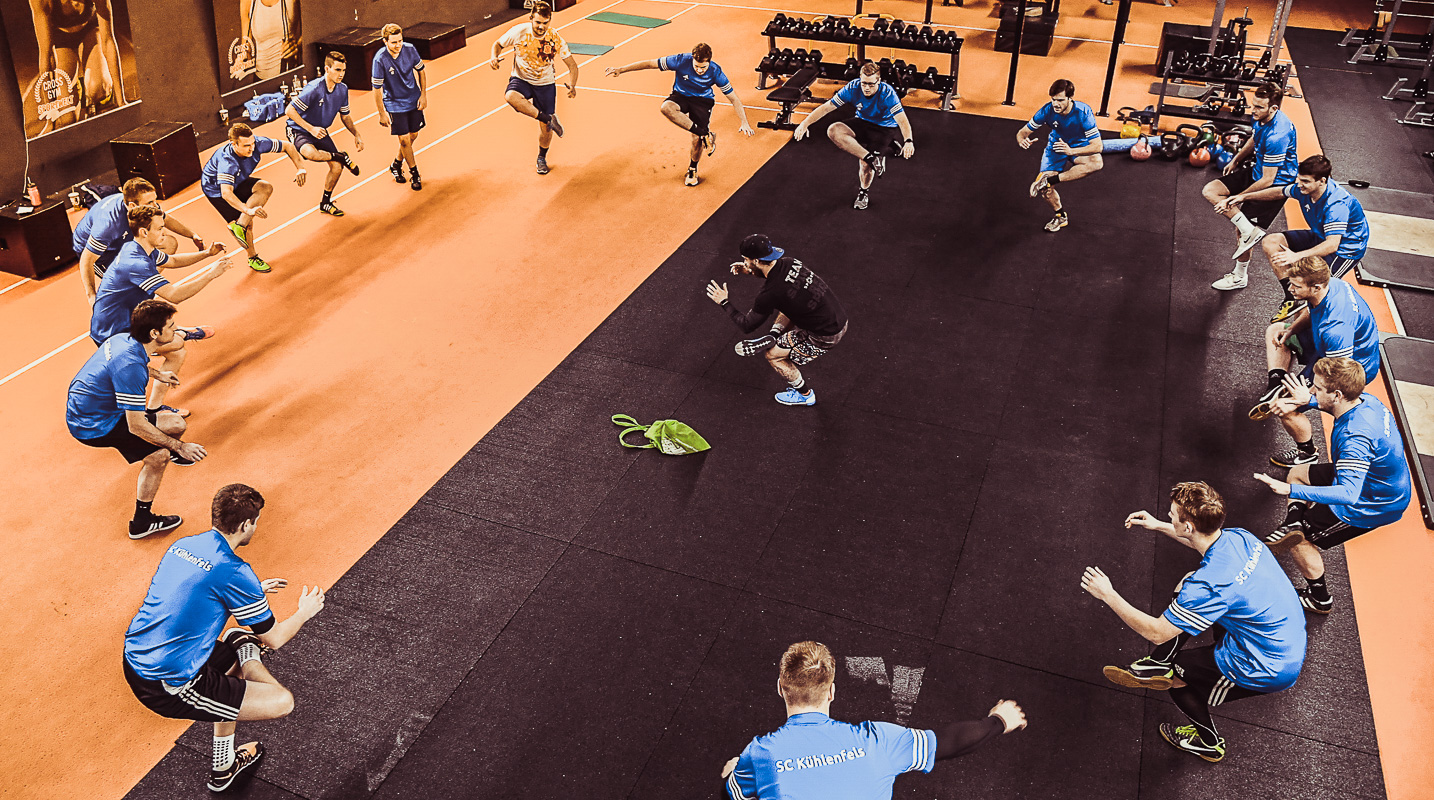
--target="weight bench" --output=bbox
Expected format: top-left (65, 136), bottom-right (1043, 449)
top-left (758, 66), bottom-right (820, 131)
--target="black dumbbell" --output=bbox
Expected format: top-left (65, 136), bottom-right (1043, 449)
top-left (759, 48), bottom-right (779, 72)
top-left (809, 49), bottom-right (823, 65)
top-left (779, 48), bottom-right (795, 71)
top-left (922, 66), bottom-right (939, 90)
top-left (873, 18), bottom-right (888, 32)
top-left (853, 26), bottom-right (869, 43)
top-left (765, 13), bottom-right (786, 35)
top-left (893, 58), bottom-right (907, 75)
top-left (820, 18), bottom-right (835, 34)
top-left (843, 57), bottom-right (859, 80)
top-left (878, 57), bottom-right (893, 82)
top-left (931, 30), bottom-right (947, 49)
top-left (835, 17), bottom-right (850, 30)
top-left (903, 63), bottom-right (918, 87)
top-left (793, 48), bottom-right (807, 67)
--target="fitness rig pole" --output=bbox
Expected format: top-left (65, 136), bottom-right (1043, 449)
top-left (1097, 0), bottom-right (1133, 116)
top-left (1002, 0), bottom-right (1029, 105)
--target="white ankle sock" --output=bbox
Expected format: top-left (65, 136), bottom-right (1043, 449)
top-left (235, 642), bottom-right (262, 666)
top-left (214, 734), bottom-right (235, 771)
top-left (1232, 260), bottom-right (1249, 279)
top-left (1231, 212), bottom-right (1255, 236)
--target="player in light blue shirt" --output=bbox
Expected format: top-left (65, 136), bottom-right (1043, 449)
top-left (373, 24), bottom-right (428, 188)
top-left (123, 484), bottom-right (327, 792)
top-left (1256, 357), bottom-right (1412, 614)
top-left (1208, 83), bottom-right (1297, 291)
top-left (791, 61), bottom-right (914, 211)
top-left (1085, 481), bottom-right (1306, 763)
top-left (72, 178), bottom-right (206, 305)
top-left (285, 51), bottom-right (363, 217)
top-left (606, 43), bottom-right (754, 186)
top-left (1017, 79), bottom-right (1104, 233)
top-left (201, 122), bottom-right (306, 273)
top-left (722, 641), bottom-right (1025, 800)
top-left (1253, 255), bottom-right (1380, 469)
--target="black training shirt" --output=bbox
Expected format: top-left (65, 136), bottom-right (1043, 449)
top-left (727, 257), bottom-right (847, 336)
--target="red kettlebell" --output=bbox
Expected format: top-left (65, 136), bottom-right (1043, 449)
top-left (1131, 136), bottom-right (1152, 161)
top-left (1188, 146), bottom-right (1212, 167)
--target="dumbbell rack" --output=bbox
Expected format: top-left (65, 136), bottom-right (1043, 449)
top-left (756, 16), bottom-right (964, 111)
top-left (1149, 50), bottom-right (1287, 130)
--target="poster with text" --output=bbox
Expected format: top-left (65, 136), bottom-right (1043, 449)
top-left (214, 0), bottom-right (302, 96)
top-left (1, 0), bottom-right (142, 140)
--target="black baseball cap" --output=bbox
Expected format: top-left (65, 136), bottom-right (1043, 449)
top-left (739, 233), bottom-right (783, 262)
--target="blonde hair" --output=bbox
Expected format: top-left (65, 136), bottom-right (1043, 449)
top-left (1313, 357), bottom-right (1366, 400)
top-left (1286, 255), bottom-right (1331, 288)
top-left (381, 23), bottom-right (402, 39)
top-left (778, 641), bottom-right (834, 706)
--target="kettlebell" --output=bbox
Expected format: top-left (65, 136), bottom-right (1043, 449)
top-left (1212, 144), bottom-right (1233, 168)
top-left (1120, 120), bottom-right (1141, 139)
top-left (1189, 146), bottom-right (1212, 167)
top-left (1197, 123), bottom-right (1219, 147)
top-left (1160, 132), bottom-right (1183, 160)
top-left (1175, 124), bottom-right (1203, 157)
top-left (1131, 136), bottom-right (1153, 161)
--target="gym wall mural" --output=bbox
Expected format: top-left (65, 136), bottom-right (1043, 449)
top-left (0, 0), bottom-right (141, 140)
top-left (214, 0), bottom-right (303, 96)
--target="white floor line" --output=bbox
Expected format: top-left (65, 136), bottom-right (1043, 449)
top-left (0, 278), bottom-right (31, 297)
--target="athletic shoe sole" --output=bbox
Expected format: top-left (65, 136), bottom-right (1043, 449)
top-left (129, 515), bottom-right (183, 540)
top-left (318, 204), bottom-right (345, 217)
top-left (1270, 300), bottom-right (1308, 324)
top-left (1297, 588), bottom-right (1333, 615)
top-left (208, 742), bottom-right (265, 792)
top-left (1158, 723), bottom-right (1225, 763)
top-left (547, 115), bottom-right (564, 138)
top-left (853, 192), bottom-right (869, 210)
top-left (734, 335), bottom-right (777, 357)
top-left (684, 171), bottom-right (699, 187)
top-left (227, 222), bottom-right (249, 248)
top-left (1044, 215), bottom-right (1068, 233)
top-left (704, 130), bottom-right (718, 157)
top-left (1102, 665), bottom-right (1173, 691)
top-left (182, 326), bottom-right (216, 341)
top-left (1263, 524), bottom-right (1306, 547)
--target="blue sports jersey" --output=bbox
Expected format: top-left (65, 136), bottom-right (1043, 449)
top-left (659, 53), bottom-right (733, 99)
top-left (1252, 110), bottom-right (1298, 185)
top-left (1306, 277), bottom-right (1380, 381)
top-left (728, 713), bottom-right (935, 800)
top-left (372, 43), bottom-right (425, 112)
top-left (1282, 181), bottom-right (1370, 261)
top-left (1026, 100), bottom-right (1100, 149)
top-left (1164, 528), bottom-right (1306, 692)
top-left (831, 80), bottom-right (903, 128)
top-left (66, 333), bottom-right (149, 440)
top-left (72, 192), bottom-right (132, 273)
top-left (89, 242), bottom-right (170, 344)
top-left (124, 529), bottom-right (274, 685)
top-left (1294, 395), bottom-right (1412, 528)
top-left (201, 137), bottom-right (282, 198)
top-left (287, 77), bottom-right (350, 132)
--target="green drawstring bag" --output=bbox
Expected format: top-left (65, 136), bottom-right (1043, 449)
top-left (612, 414), bottom-right (711, 455)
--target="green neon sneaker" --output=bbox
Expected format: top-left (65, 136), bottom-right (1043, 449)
top-left (227, 220), bottom-right (249, 248)
top-left (1159, 723), bottom-right (1226, 762)
top-left (1103, 657), bottom-right (1175, 690)
top-left (247, 255), bottom-right (271, 273)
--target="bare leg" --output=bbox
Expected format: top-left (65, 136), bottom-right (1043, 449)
top-left (1262, 233), bottom-right (1293, 280)
top-left (135, 414), bottom-right (185, 503)
top-left (1264, 323), bottom-right (1297, 372)
top-left (235, 182), bottom-right (273, 258)
top-left (146, 339), bottom-right (187, 409)
top-left (765, 346), bottom-right (802, 384)
top-left (400, 133), bottom-right (419, 168)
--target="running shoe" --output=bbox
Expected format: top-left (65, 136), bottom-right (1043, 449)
top-left (735, 335), bottom-right (777, 357)
top-left (208, 741), bottom-right (265, 792)
top-left (170, 451), bottom-right (198, 466)
top-left (1158, 723), bottom-right (1226, 763)
top-left (1269, 446), bottom-right (1319, 468)
top-left (684, 168), bottom-right (699, 187)
top-left (337, 151), bottom-right (360, 176)
top-left (870, 153), bottom-right (887, 178)
top-left (181, 326), bottom-right (216, 341)
top-left (248, 256), bottom-right (271, 273)
top-left (390, 158), bottom-right (407, 183)
top-left (536, 156), bottom-right (549, 175)
top-left (1233, 226), bottom-right (1265, 259)
top-left (1044, 211), bottom-right (1068, 233)
top-left (775, 387), bottom-right (817, 406)
top-left (1029, 174), bottom-right (1049, 197)
top-left (1270, 299), bottom-right (1308, 324)
top-left (129, 514), bottom-right (182, 540)
top-left (410, 169), bottom-right (422, 191)
top-left (155, 405), bottom-right (190, 419)
top-left (547, 114), bottom-right (564, 138)
top-left (1248, 384), bottom-right (1288, 421)
top-left (318, 201), bottom-right (345, 217)
top-left (853, 189), bottom-right (869, 210)
top-left (1297, 586), bottom-right (1333, 615)
top-left (227, 221), bottom-right (249, 248)
top-left (702, 130), bottom-right (718, 157)
top-left (1211, 270), bottom-right (1248, 290)
top-left (1102, 657), bottom-right (1175, 691)
top-left (1262, 520), bottom-right (1306, 547)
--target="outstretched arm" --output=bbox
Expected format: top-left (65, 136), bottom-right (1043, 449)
top-left (605, 58), bottom-right (661, 76)
top-left (723, 90), bottom-right (753, 135)
top-left (793, 100), bottom-right (837, 140)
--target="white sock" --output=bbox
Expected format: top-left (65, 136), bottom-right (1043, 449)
top-left (214, 734), bottom-right (235, 771)
top-left (235, 642), bottom-right (262, 666)
top-left (1230, 211), bottom-right (1255, 236)
top-left (1232, 260), bottom-right (1249, 279)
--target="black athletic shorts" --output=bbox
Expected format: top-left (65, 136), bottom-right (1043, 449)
top-left (507, 77), bottom-right (556, 116)
top-left (389, 109), bottom-right (426, 137)
top-left (205, 177), bottom-right (260, 224)
top-left (1280, 229), bottom-right (1361, 278)
top-left (1300, 463), bottom-right (1376, 548)
top-left (779, 322), bottom-right (847, 366)
top-left (124, 644), bottom-right (246, 722)
top-left (666, 92), bottom-right (715, 132)
top-left (286, 124), bottom-right (339, 156)
top-left (846, 118), bottom-right (903, 157)
top-left (1217, 166), bottom-right (1287, 229)
top-left (76, 415), bottom-right (165, 464)
top-left (1172, 641), bottom-right (1271, 707)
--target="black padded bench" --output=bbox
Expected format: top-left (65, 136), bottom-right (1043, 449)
top-left (312, 27), bottom-right (383, 91)
top-left (759, 66), bottom-right (819, 131)
top-left (405, 22), bottom-right (466, 60)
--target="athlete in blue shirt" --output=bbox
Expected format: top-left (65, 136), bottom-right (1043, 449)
top-left (1017, 79), bottom-right (1104, 233)
top-left (1256, 357), bottom-right (1413, 613)
top-left (201, 122), bottom-right (306, 273)
top-left (123, 483), bottom-right (327, 792)
top-left (373, 23), bottom-right (428, 188)
top-left (722, 641), bottom-right (1025, 800)
top-left (73, 178), bottom-right (207, 305)
top-left (1085, 481), bottom-right (1306, 762)
top-left (606, 43), bottom-right (754, 187)
top-left (67, 299), bottom-right (209, 538)
top-left (792, 61), bottom-right (914, 211)
top-left (285, 51), bottom-right (363, 217)
top-left (1209, 83), bottom-right (1298, 291)
top-left (1253, 256), bottom-right (1380, 468)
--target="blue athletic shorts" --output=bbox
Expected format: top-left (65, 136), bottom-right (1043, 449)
top-left (1040, 144), bottom-right (1076, 175)
top-left (390, 109), bottom-right (426, 137)
top-left (507, 77), bottom-right (557, 117)
top-left (286, 125), bottom-right (338, 156)
top-left (1280, 229), bottom-right (1362, 278)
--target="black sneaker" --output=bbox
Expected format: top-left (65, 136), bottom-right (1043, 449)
top-left (129, 514), bottom-right (182, 540)
top-left (390, 159), bottom-right (407, 183)
top-left (853, 189), bottom-right (870, 210)
top-left (208, 741), bottom-right (264, 792)
top-left (337, 151), bottom-right (360, 176)
top-left (410, 169), bottom-right (422, 191)
top-left (1297, 586), bottom-right (1333, 615)
top-left (1270, 446), bottom-right (1318, 468)
top-left (869, 153), bottom-right (886, 178)
top-left (1158, 723), bottom-right (1226, 763)
top-left (735, 334), bottom-right (777, 357)
top-left (318, 201), bottom-right (345, 217)
top-left (1263, 520), bottom-right (1306, 547)
top-left (1271, 299), bottom-right (1308, 324)
top-left (546, 114), bottom-right (564, 138)
top-left (1102, 657), bottom-right (1175, 690)
top-left (702, 130), bottom-right (718, 157)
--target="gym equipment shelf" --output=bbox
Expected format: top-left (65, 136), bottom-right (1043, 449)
top-left (1147, 51), bottom-right (1289, 130)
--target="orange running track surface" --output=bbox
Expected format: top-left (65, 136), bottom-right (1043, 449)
top-left (0, 1), bottom-right (1427, 798)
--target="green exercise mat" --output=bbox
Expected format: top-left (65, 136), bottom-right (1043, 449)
top-left (568, 43), bottom-right (615, 55)
top-left (585, 11), bottom-right (669, 28)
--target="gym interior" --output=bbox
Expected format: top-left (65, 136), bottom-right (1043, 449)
top-left (1, 0), bottom-right (1432, 797)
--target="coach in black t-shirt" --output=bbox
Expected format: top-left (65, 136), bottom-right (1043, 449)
top-left (706, 234), bottom-right (849, 407)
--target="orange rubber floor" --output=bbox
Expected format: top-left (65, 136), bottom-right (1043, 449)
top-left (0, 1), bottom-right (1427, 798)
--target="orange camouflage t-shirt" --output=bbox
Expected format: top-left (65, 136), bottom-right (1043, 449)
top-left (497, 22), bottom-right (571, 86)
